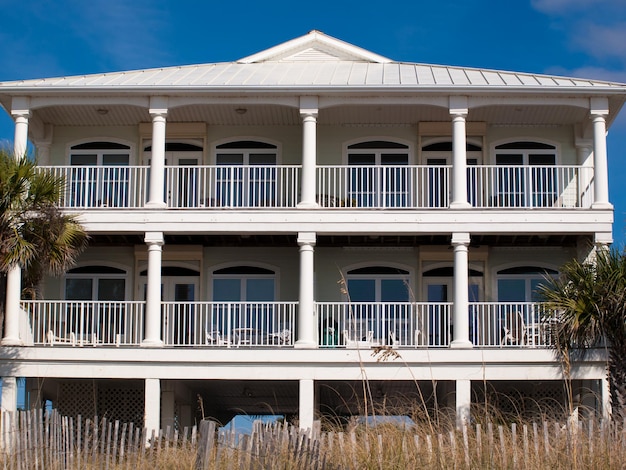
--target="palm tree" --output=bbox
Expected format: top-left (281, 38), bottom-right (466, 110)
top-left (538, 248), bottom-right (626, 421)
top-left (0, 149), bottom-right (88, 333)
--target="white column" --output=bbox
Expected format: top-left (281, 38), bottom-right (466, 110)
top-left (146, 97), bottom-right (168, 208)
top-left (144, 378), bottom-right (161, 436)
top-left (299, 378), bottom-right (315, 432)
top-left (1, 377), bottom-right (17, 414)
top-left (601, 376), bottom-right (611, 421)
top-left (11, 97), bottom-right (30, 158)
top-left (451, 232), bottom-right (472, 348)
top-left (450, 97), bottom-right (470, 209)
top-left (142, 232), bottom-right (164, 347)
top-left (298, 96), bottom-right (319, 208)
top-left (295, 232), bottom-right (317, 348)
top-left (455, 379), bottom-right (471, 429)
top-left (591, 113), bottom-right (611, 209)
top-left (2, 265), bottom-right (23, 346)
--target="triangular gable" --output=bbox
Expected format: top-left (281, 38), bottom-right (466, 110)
top-left (238, 30), bottom-right (392, 64)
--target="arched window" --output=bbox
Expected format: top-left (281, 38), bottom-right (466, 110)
top-left (497, 266), bottom-right (558, 302)
top-left (64, 265), bottom-right (128, 343)
top-left (213, 140), bottom-right (279, 207)
top-left (345, 266), bottom-right (410, 302)
top-left (493, 141), bottom-right (557, 207)
top-left (212, 266), bottom-right (276, 301)
top-left (345, 140), bottom-right (410, 207)
top-left (68, 141), bottom-right (131, 207)
top-left (65, 265), bottom-right (126, 301)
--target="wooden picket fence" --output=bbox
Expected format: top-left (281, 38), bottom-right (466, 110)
top-left (1, 409), bottom-right (625, 469)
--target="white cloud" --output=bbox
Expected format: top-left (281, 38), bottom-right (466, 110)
top-left (573, 22), bottom-right (626, 64)
top-left (530, 0), bottom-right (626, 82)
top-left (531, 0), bottom-right (623, 16)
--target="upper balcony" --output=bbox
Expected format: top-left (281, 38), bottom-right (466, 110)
top-left (43, 164), bottom-right (594, 210)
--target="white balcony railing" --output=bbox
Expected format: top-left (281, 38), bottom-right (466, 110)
top-left (468, 165), bottom-right (594, 209)
top-left (43, 164), bottom-right (593, 210)
top-left (469, 302), bottom-right (554, 348)
top-left (317, 302), bottom-right (452, 348)
top-left (21, 300), bottom-right (555, 349)
top-left (23, 300), bottom-right (145, 346)
top-left (164, 165), bottom-right (301, 208)
top-left (44, 166), bottom-right (149, 209)
top-left (317, 166), bottom-right (450, 208)
top-left (162, 301), bottom-right (297, 347)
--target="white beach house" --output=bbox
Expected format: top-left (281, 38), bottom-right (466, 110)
top-left (1, 31), bottom-right (625, 431)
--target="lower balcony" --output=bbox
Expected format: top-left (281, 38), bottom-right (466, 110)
top-left (22, 301), bottom-right (555, 349)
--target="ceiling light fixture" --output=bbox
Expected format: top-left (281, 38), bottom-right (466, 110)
top-left (235, 107), bottom-right (247, 115)
top-left (96, 108), bottom-right (109, 115)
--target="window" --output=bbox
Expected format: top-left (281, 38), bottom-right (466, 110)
top-left (211, 266), bottom-right (277, 338)
top-left (497, 266), bottom-right (557, 302)
top-left (64, 266), bottom-right (127, 342)
top-left (212, 266), bottom-right (276, 301)
top-left (214, 141), bottom-right (278, 207)
top-left (346, 141), bottom-right (409, 207)
top-left (494, 141), bottom-right (557, 207)
top-left (69, 142), bottom-right (130, 207)
top-left (345, 266), bottom-right (411, 343)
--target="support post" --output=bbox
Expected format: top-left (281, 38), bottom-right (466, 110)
top-left (2, 265), bottom-right (23, 345)
top-left (299, 378), bottom-right (315, 432)
top-left (451, 233), bottom-right (472, 348)
top-left (601, 376), bottom-right (611, 421)
top-left (298, 96), bottom-right (319, 208)
top-left (142, 232), bottom-right (164, 347)
top-left (295, 232), bottom-right (317, 348)
top-left (455, 379), bottom-right (471, 429)
top-left (1, 377), bottom-right (17, 414)
top-left (144, 378), bottom-right (161, 436)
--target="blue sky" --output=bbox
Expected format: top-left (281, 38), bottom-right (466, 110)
top-left (1, 0), bottom-right (626, 244)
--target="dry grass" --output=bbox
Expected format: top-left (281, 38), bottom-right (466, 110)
top-left (4, 408), bottom-right (625, 469)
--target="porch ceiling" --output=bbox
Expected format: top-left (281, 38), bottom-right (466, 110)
top-left (86, 233), bottom-right (581, 248)
top-left (28, 100), bottom-right (595, 129)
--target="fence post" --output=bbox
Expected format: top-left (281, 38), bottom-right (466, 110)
top-left (195, 419), bottom-right (215, 469)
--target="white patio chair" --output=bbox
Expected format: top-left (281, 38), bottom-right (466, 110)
top-left (343, 330), bottom-right (374, 348)
top-left (268, 328), bottom-right (292, 346)
top-left (46, 330), bottom-right (76, 346)
top-left (500, 311), bottom-right (526, 346)
top-left (205, 329), bottom-right (230, 346)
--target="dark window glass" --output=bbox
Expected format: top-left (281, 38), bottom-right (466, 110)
top-left (422, 142), bottom-right (481, 151)
top-left (498, 266), bottom-right (558, 275)
top-left (214, 266), bottom-right (275, 275)
top-left (71, 142), bottom-right (130, 150)
top-left (495, 142), bottom-right (555, 150)
top-left (68, 266), bottom-right (126, 274)
top-left (216, 141), bottom-right (277, 149)
top-left (348, 266), bottom-right (409, 275)
top-left (348, 141), bottom-right (408, 149)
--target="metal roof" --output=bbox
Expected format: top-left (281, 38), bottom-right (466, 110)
top-left (1, 31), bottom-right (624, 93)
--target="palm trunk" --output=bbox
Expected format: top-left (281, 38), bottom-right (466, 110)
top-left (608, 341), bottom-right (626, 421)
